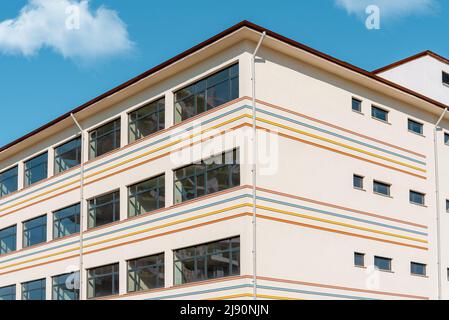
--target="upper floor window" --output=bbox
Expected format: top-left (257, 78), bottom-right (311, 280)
top-left (127, 253), bottom-right (164, 293)
top-left (174, 237), bottom-right (240, 285)
top-left (445, 133), bottom-right (449, 145)
top-left (373, 180), bottom-right (391, 197)
top-left (0, 284), bottom-right (16, 300)
top-left (87, 263), bottom-right (119, 298)
top-left (374, 256), bottom-right (392, 271)
top-left (22, 279), bottom-right (46, 300)
top-left (174, 64), bottom-right (239, 123)
top-left (23, 215), bottom-right (47, 248)
top-left (443, 71), bottom-right (449, 86)
top-left (446, 199), bottom-right (449, 213)
top-left (89, 119), bottom-right (121, 159)
top-left (410, 190), bottom-right (425, 206)
top-left (353, 174), bottom-right (364, 190)
top-left (0, 225), bottom-right (16, 255)
top-left (128, 175), bottom-right (165, 218)
top-left (54, 137), bottom-right (81, 174)
top-left (352, 98), bottom-right (362, 113)
top-left (174, 149), bottom-right (240, 204)
top-left (88, 190), bottom-right (120, 229)
top-left (0, 166), bottom-right (18, 198)
top-left (129, 97), bottom-right (165, 143)
top-left (408, 119), bottom-right (423, 135)
top-left (371, 106), bottom-right (389, 123)
top-left (411, 262), bottom-right (426, 276)
top-left (354, 252), bottom-right (365, 267)
top-left (24, 152), bottom-right (48, 187)
top-left (52, 272), bottom-right (79, 300)
top-left (53, 203), bottom-right (80, 239)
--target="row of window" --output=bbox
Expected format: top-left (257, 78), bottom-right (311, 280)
top-left (353, 174), bottom-right (426, 206)
top-left (354, 252), bottom-right (427, 277)
top-left (0, 150), bottom-right (240, 255)
top-left (0, 64), bottom-right (239, 199)
top-left (0, 236), bottom-right (240, 300)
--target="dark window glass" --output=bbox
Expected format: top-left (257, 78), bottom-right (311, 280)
top-left (446, 200), bottom-right (449, 212)
top-left (0, 225), bottom-right (16, 255)
top-left (408, 119), bottom-right (423, 135)
top-left (0, 284), bottom-right (15, 300)
top-left (174, 64), bottom-right (239, 123)
top-left (353, 175), bottom-right (364, 189)
top-left (52, 272), bottom-right (79, 300)
top-left (174, 150), bottom-right (240, 204)
top-left (88, 191), bottom-right (120, 229)
top-left (129, 98), bottom-right (165, 143)
top-left (443, 71), bottom-right (449, 86)
top-left (87, 263), bottom-right (119, 298)
top-left (53, 204), bottom-right (80, 239)
top-left (374, 256), bottom-right (392, 271)
top-left (354, 252), bottom-right (365, 267)
top-left (24, 153), bottom-right (48, 187)
top-left (445, 133), bottom-right (449, 145)
top-left (371, 106), bottom-right (389, 122)
top-left (0, 166), bottom-right (18, 198)
top-left (411, 262), bottom-right (426, 276)
top-left (373, 181), bottom-right (390, 196)
top-left (22, 279), bottom-right (46, 300)
top-left (23, 215), bottom-right (47, 248)
top-left (174, 237), bottom-right (240, 285)
top-left (89, 119), bottom-right (121, 159)
top-left (352, 98), bottom-right (362, 112)
top-left (128, 175), bottom-right (165, 217)
top-left (54, 137), bottom-right (81, 174)
top-left (410, 191), bottom-right (425, 205)
top-left (128, 253), bottom-right (164, 292)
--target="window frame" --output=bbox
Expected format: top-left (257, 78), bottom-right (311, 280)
top-left (87, 263), bottom-right (119, 299)
top-left (0, 224), bottom-right (17, 255)
top-left (0, 165), bottom-right (18, 198)
top-left (410, 262), bottom-right (427, 277)
top-left (22, 215), bottom-right (47, 248)
top-left (353, 174), bottom-right (364, 190)
top-left (0, 284), bottom-right (16, 300)
top-left (409, 190), bottom-right (426, 206)
top-left (128, 174), bottom-right (165, 218)
top-left (354, 252), bottom-right (365, 267)
top-left (128, 96), bottom-right (165, 143)
top-left (24, 152), bottom-right (48, 187)
top-left (407, 119), bottom-right (424, 136)
top-left (127, 253), bottom-right (165, 293)
top-left (53, 203), bottom-right (80, 240)
top-left (52, 272), bottom-right (80, 300)
top-left (54, 136), bottom-right (82, 175)
top-left (443, 71), bottom-right (449, 86)
top-left (445, 132), bottom-right (449, 146)
top-left (371, 105), bottom-right (389, 123)
top-left (88, 118), bottom-right (121, 160)
top-left (88, 190), bottom-right (120, 229)
top-left (22, 278), bottom-right (46, 300)
top-left (351, 97), bottom-right (362, 113)
top-left (374, 256), bottom-right (392, 272)
top-left (373, 180), bottom-right (391, 197)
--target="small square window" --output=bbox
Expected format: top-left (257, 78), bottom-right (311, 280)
top-left (411, 262), bottom-right (426, 276)
top-left (443, 71), bottom-right (449, 86)
top-left (446, 200), bottom-right (449, 212)
top-left (372, 106), bottom-right (389, 122)
top-left (374, 256), bottom-right (392, 271)
top-left (352, 98), bottom-right (362, 113)
top-left (410, 190), bottom-right (425, 206)
top-left (354, 252), bottom-right (365, 267)
top-left (373, 181), bottom-right (391, 197)
top-left (353, 175), bottom-right (364, 190)
top-left (447, 268), bottom-right (449, 280)
top-left (408, 119), bottom-right (423, 135)
top-left (445, 133), bottom-right (449, 145)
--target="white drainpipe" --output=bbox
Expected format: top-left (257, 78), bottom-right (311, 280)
top-left (251, 31), bottom-right (266, 300)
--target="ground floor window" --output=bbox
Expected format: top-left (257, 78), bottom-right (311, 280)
top-left (52, 272), bottom-right (79, 300)
top-left (0, 285), bottom-right (15, 300)
top-left (22, 279), bottom-right (46, 300)
top-left (87, 263), bottom-right (119, 298)
top-left (127, 253), bottom-right (164, 292)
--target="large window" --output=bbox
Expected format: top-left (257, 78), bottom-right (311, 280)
top-left (0, 166), bottom-right (18, 198)
top-left (0, 225), bottom-right (16, 255)
top-left (87, 263), bottom-right (119, 298)
top-left (23, 215), bottom-right (47, 248)
top-left (0, 285), bottom-right (16, 300)
top-left (24, 152), bottom-right (48, 187)
top-left (129, 97), bottom-right (165, 143)
top-left (22, 279), bottom-right (46, 300)
top-left (53, 204), bottom-right (80, 239)
top-left (128, 175), bottom-right (165, 217)
top-left (52, 272), bottom-right (79, 300)
top-left (174, 237), bottom-right (240, 285)
top-left (127, 253), bottom-right (164, 293)
top-left (54, 137), bottom-right (81, 174)
top-left (174, 150), bottom-right (240, 204)
top-left (174, 64), bottom-right (239, 123)
top-left (89, 119), bottom-right (121, 159)
top-left (88, 191), bottom-right (120, 229)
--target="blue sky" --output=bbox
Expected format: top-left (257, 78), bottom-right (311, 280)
top-left (0, 0), bottom-right (448, 147)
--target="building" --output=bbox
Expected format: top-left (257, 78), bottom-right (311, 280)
top-left (1, 21), bottom-right (449, 300)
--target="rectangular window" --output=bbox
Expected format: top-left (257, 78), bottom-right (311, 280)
top-left (128, 175), bottom-right (165, 218)
top-left (371, 106), bottom-right (389, 122)
top-left (410, 190), bottom-right (425, 206)
top-left (445, 133), bottom-right (449, 145)
top-left (0, 225), bottom-right (16, 255)
top-left (0, 284), bottom-right (16, 300)
top-left (87, 263), bottom-right (119, 298)
top-left (23, 215), bottom-right (47, 248)
top-left (174, 236), bottom-right (240, 285)
top-left (22, 279), bottom-right (46, 300)
top-left (443, 71), bottom-right (449, 86)
top-left (352, 98), bottom-right (362, 113)
top-left (411, 262), bottom-right (426, 276)
top-left (446, 200), bottom-right (449, 213)
top-left (0, 166), bottom-right (18, 198)
top-left (353, 175), bottom-right (364, 190)
top-left (129, 97), bottom-right (165, 143)
top-left (54, 137), bottom-right (81, 174)
top-left (174, 64), bottom-right (239, 123)
top-left (174, 150), bottom-right (240, 204)
top-left (24, 152), bottom-right (48, 187)
top-left (354, 252), bottom-right (365, 267)
top-left (52, 272), bottom-right (79, 300)
top-left (89, 119), bottom-right (121, 159)
top-left (374, 256), bottom-right (392, 271)
top-left (53, 203), bottom-right (80, 239)
top-left (373, 181), bottom-right (391, 197)
top-left (127, 253), bottom-right (164, 293)
top-left (88, 191), bottom-right (120, 229)
top-left (408, 119), bottom-right (423, 135)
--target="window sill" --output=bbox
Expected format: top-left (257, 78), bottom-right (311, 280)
top-left (410, 202), bottom-right (427, 208)
top-left (354, 265), bottom-right (366, 269)
top-left (354, 187), bottom-right (366, 192)
top-left (375, 268), bottom-right (394, 274)
top-left (408, 130), bottom-right (425, 138)
top-left (371, 117), bottom-right (391, 125)
top-left (411, 273), bottom-right (428, 278)
top-left (352, 110), bottom-right (364, 116)
top-left (373, 192), bottom-right (392, 198)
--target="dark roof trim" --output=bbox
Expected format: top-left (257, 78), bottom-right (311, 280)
top-left (373, 50), bottom-right (449, 74)
top-left (2, 21), bottom-right (449, 154)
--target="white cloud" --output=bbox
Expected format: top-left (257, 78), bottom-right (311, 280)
top-left (335, 0), bottom-right (438, 18)
top-left (0, 0), bottom-right (133, 61)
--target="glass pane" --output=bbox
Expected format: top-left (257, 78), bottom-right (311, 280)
top-left (410, 191), bottom-right (424, 205)
top-left (129, 98), bottom-right (165, 142)
top-left (87, 264), bottom-right (118, 298)
top-left (127, 254), bottom-right (164, 292)
top-left (53, 204), bottom-right (80, 239)
top-left (88, 192), bottom-right (119, 228)
top-left (374, 257), bottom-right (391, 271)
top-left (0, 285), bottom-right (16, 300)
top-left (408, 120), bottom-right (423, 134)
top-left (353, 175), bottom-right (363, 189)
top-left (372, 107), bottom-right (388, 122)
top-left (55, 137), bottom-right (81, 174)
top-left (89, 119), bottom-right (120, 159)
top-left (23, 216), bottom-right (46, 247)
top-left (22, 279), bottom-right (45, 300)
top-left (24, 153), bottom-right (48, 187)
top-left (352, 98), bottom-right (361, 112)
top-left (373, 181), bottom-right (390, 196)
top-left (0, 225), bottom-right (16, 254)
top-left (0, 166), bottom-right (18, 197)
